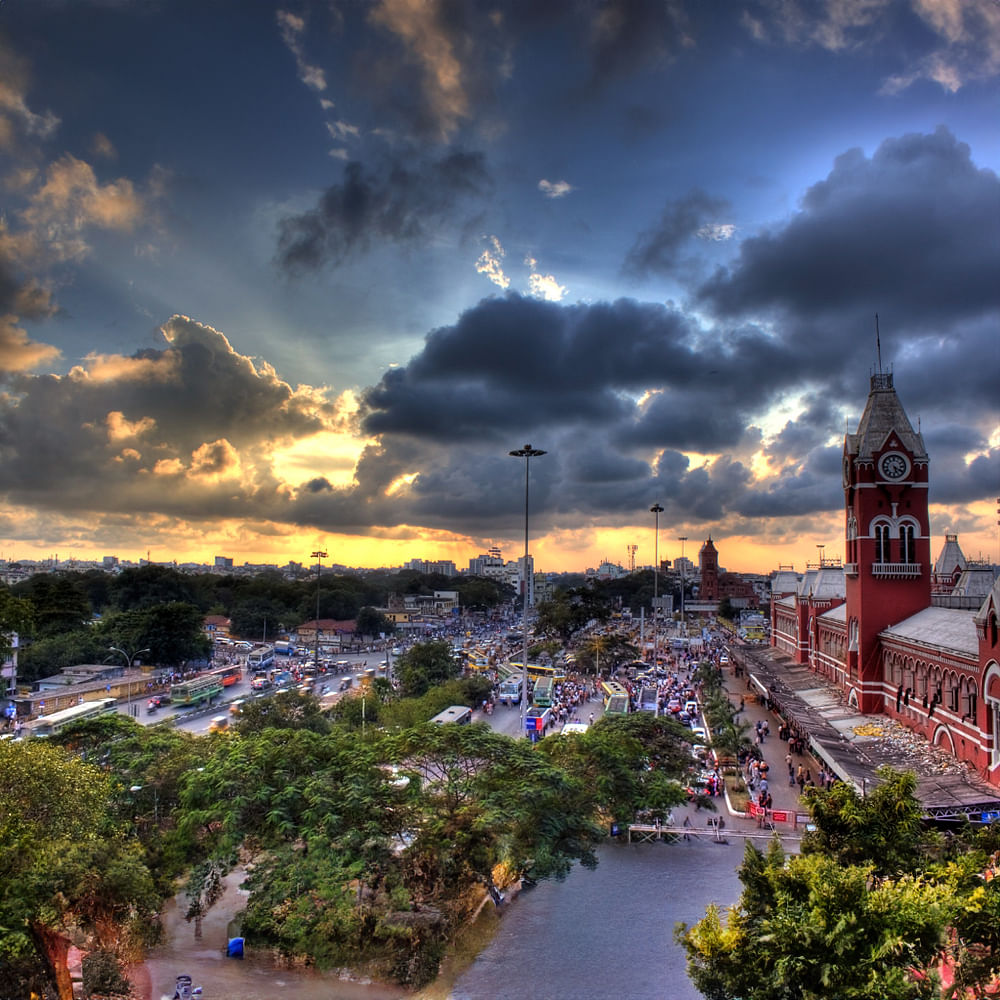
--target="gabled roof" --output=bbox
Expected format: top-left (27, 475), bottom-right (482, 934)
top-left (771, 570), bottom-right (800, 594)
top-left (810, 566), bottom-right (845, 600)
top-left (797, 569), bottom-right (818, 597)
top-left (953, 566), bottom-right (998, 598)
top-left (974, 574), bottom-right (1000, 629)
top-left (819, 603), bottom-right (847, 623)
top-left (845, 372), bottom-right (927, 462)
top-left (882, 606), bottom-right (978, 658)
top-left (934, 534), bottom-right (966, 576)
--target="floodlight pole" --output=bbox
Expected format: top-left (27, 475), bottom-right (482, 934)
top-left (510, 444), bottom-right (546, 736)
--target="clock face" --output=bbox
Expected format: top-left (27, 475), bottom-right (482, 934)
top-left (879, 452), bottom-right (909, 480)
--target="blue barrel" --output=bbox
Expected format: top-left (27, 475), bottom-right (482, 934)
top-left (227, 936), bottom-right (244, 958)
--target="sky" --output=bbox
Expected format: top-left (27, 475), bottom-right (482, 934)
top-left (0, 0), bottom-right (998, 576)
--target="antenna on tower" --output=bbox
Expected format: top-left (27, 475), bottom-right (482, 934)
top-left (875, 313), bottom-right (882, 374)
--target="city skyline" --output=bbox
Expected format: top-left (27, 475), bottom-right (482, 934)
top-left (0, 2), bottom-right (998, 574)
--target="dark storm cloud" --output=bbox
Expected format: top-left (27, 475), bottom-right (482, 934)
top-left (275, 151), bottom-right (491, 273)
top-left (698, 128), bottom-right (1000, 330)
top-left (360, 295), bottom-right (805, 447)
top-left (0, 316), bottom-right (337, 516)
top-left (624, 189), bottom-right (729, 277)
top-left (355, 0), bottom-right (693, 142)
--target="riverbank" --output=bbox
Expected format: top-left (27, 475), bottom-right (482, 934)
top-left (132, 868), bottom-right (407, 1000)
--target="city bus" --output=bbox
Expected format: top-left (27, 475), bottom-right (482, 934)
top-left (430, 705), bottom-right (474, 725)
top-left (246, 645), bottom-right (275, 672)
top-left (600, 680), bottom-right (630, 715)
top-left (212, 664), bottom-right (243, 687)
top-left (510, 662), bottom-right (567, 684)
top-left (30, 698), bottom-right (118, 738)
top-left (170, 675), bottom-right (224, 707)
top-left (532, 675), bottom-right (555, 708)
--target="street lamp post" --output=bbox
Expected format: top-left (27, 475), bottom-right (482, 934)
top-left (510, 444), bottom-right (546, 736)
top-left (650, 504), bottom-right (663, 671)
top-left (677, 537), bottom-right (688, 630)
top-left (310, 550), bottom-right (327, 667)
top-left (108, 645), bottom-right (151, 718)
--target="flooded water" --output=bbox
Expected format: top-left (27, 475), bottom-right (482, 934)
top-left (141, 870), bottom-right (406, 1000)
top-left (139, 840), bottom-right (744, 1000)
top-left (448, 838), bottom-right (745, 1000)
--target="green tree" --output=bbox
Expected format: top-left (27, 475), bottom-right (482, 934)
top-left (228, 597), bottom-right (288, 641)
top-left (100, 602), bottom-right (210, 669)
top-left (109, 565), bottom-right (200, 611)
top-left (802, 767), bottom-right (932, 876)
top-left (0, 740), bottom-right (157, 1000)
top-left (678, 844), bottom-right (954, 1000)
top-left (394, 640), bottom-right (461, 698)
top-left (12, 574), bottom-right (89, 638)
top-left (389, 723), bottom-right (603, 896)
top-left (236, 689), bottom-right (331, 735)
top-left (355, 605), bottom-right (395, 638)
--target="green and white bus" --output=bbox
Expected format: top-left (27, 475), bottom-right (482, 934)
top-left (170, 675), bottom-right (224, 707)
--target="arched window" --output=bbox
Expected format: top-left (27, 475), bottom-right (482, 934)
top-left (991, 613), bottom-right (998, 648)
top-left (874, 524), bottom-right (890, 563)
top-left (901, 524), bottom-right (916, 563)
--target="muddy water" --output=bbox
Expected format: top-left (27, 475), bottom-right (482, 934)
top-left (141, 870), bottom-right (406, 1000)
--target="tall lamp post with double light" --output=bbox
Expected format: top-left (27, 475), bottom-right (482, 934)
top-left (108, 645), bottom-right (150, 718)
top-left (650, 504), bottom-right (663, 670)
top-left (509, 444), bottom-right (546, 736)
top-left (310, 550), bottom-right (327, 667)
top-left (677, 537), bottom-right (688, 631)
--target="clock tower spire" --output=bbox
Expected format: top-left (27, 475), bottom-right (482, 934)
top-left (842, 371), bottom-right (931, 712)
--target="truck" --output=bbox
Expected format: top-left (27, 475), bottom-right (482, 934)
top-left (498, 676), bottom-right (523, 706)
top-left (274, 640), bottom-right (294, 655)
top-left (525, 705), bottom-right (553, 738)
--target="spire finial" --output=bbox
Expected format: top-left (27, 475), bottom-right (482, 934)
top-left (875, 313), bottom-right (882, 374)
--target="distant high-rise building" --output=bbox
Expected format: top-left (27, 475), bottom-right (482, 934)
top-left (215, 556), bottom-right (234, 569)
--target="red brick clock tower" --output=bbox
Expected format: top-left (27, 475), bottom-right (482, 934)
top-left (699, 537), bottom-right (719, 602)
top-left (842, 372), bottom-right (931, 712)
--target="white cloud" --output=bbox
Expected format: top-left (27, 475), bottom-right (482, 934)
top-left (476, 235), bottom-right (510, 289)
top-left (328, 148), bottom-right (350, 161)
top-left (697, 222), bottom-right (737, 241)
top-left (276, 9), bottom-right (328, 93)
top-left (326, 120), bottom-right (361, 141)
top-left (538, 178), bottom-right (574, 199)
top-left (525, 256), bottom-right (567, 301)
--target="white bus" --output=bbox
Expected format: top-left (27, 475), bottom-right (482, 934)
top-left (247, 645), bottom-right (275, 671)
top-left (30, 698), bottom-right (118, 738)
top-left (430, 705), bottom-right (473, 725)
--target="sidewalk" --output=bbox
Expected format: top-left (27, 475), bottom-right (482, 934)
top-left (667, 667), bottom-right (821, 843)
top-left (726, 640), bottom-right (1000, 822)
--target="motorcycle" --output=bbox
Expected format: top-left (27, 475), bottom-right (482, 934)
top-left (172, 975), bottom-right (202, 999)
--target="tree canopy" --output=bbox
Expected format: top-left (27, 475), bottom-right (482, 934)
top-left (678, 768), bottom-right (1000, 999)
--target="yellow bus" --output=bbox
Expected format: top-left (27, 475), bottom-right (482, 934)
top-left (600, 681), bottom-right (630, 715)
top-left (510, 662), bottom-right (567, 684)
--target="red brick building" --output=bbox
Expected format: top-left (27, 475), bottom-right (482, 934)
top-left (771, 371), bottom-right (1000, 785)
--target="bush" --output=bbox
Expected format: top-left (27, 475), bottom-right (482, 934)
top-left (82, 949), bottom-right (131, 999)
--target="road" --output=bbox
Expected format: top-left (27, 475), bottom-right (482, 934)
top-left (117, 649), bottom-right (388, 735)
top-left (117, 647), bottom-right (605, 739)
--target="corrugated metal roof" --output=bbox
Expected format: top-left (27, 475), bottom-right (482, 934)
top-left (882, 606), bottom-right (978, 657)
